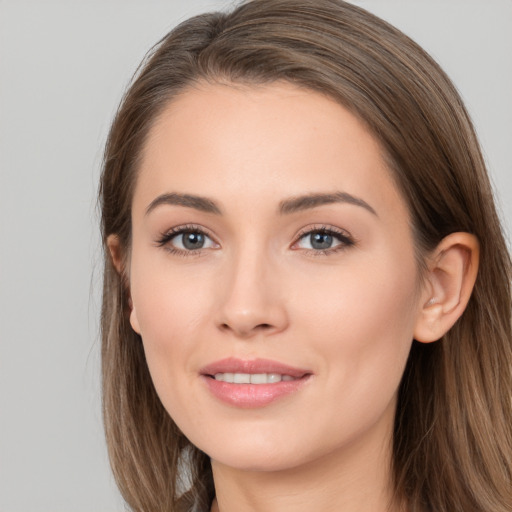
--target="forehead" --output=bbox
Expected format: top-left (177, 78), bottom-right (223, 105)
top-left (134, 81), bottom-right (408, 222)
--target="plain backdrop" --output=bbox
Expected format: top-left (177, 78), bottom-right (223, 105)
top-left (0, 1), bottom-right (511, 511)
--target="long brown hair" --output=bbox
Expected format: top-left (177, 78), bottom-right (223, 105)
top-left (99, 1), bottom-right (512, 510)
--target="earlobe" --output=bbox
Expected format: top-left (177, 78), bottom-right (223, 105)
top-left (414, 232), bottom-right (479, 343)
top-left (130, 306), bottom-right (141, 334)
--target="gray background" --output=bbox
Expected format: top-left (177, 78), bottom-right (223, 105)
top-left (0, 1), bottom-right (510, 511)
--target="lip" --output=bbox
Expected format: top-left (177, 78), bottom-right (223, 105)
top-left (200, 357), bottom-right (310, 378)
top-left (200, 357), bottom-right (312, 408)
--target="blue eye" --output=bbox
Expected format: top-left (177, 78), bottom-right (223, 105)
top-left (157, 226), bottom-right (217, 254)
top-left (307, 232), bottom-right (335, 250)
top-left (173, 231), bottom-right (213, 250)
top-left (295, 228), bottom-right (354, 253)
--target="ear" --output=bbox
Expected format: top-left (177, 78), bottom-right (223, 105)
top-left (414, 232), bottom-right (479, 343)
top-left (107, 234), bottom-right (124, 275)
top-left (129, 305), bottom-right (141, 334)
top-left (106, 235), bottom-right (141, 334)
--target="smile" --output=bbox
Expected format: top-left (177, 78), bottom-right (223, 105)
top-left (200, 358), bottom-right (311, 408)
top-left (213, 373), bottom-right (298, 384)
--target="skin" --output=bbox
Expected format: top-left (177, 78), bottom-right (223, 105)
top-left (110, 82), bottom-right (479, 512)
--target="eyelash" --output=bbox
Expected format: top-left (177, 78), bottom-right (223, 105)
top-left (155, 224), bottom-right (355, 257)
top-left (155, 224), bottom-right (217, 258)
top-left (292, 224), bottom-right (355, 256)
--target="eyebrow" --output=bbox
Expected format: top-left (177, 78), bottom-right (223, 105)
top-left (145, 193), bottom-right (222, 216)
top-left (145, 191), bottom-right (377, 217)
top-left (279, 192), bottom-right (377, 216)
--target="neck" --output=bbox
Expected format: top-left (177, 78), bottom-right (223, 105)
top-left (210, 420), bottom-right (401, 512)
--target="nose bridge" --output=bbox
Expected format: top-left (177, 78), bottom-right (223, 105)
top-left (216, 236), bottom-right (288, 337)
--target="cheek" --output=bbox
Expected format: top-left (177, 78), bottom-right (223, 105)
top-left (295, 253), bottom-right (419, 391)
top-left (128, 254), bottom-right (211, 398)
top-left (130, 272), bottom-right (215, 436)
top-left (130, 245), bottom-right (212, 339)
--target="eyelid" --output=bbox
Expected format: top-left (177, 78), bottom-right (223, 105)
top-left (155, 224), bottom-right (220, 254)
top-left (291, 224), bottom-right (355, 253)
top-left (155, 223), bottom-right (354, 257)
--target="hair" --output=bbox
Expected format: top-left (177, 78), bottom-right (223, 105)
top-left (99, 1), bottom-right (512, 511)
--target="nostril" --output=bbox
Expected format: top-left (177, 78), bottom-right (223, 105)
top-left (218, 321), bottom-right (274, 337)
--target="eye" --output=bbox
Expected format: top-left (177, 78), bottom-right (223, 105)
top-left (172, 231), bottom-right (216, 250)
top-left (156, 225), bottom-right (218, 255)
top-left (293, 226), bottom-right (354, 254)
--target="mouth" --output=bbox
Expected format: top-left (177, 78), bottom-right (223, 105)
top-left (200, 358), bottom-right (312, 408)
top-left (211, 372), bottom-right (299, 384)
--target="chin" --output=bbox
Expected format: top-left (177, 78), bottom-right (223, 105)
top-left (194, 431), bottom-right (309, 472)
top-left (210, 449), bottom-right (306, 473)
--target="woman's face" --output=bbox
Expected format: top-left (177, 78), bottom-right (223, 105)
top-left (127, 82), bottom-right (426, 472)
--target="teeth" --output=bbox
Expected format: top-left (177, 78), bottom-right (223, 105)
top-left (250, 373), bottom-right (267, 384)
top-left (214, 373), bottom-right (297, 384)
top-left (234, 373), bottom-right (250, 384)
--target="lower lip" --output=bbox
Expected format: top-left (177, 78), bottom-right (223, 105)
top-left (202, 375), bottom-right (310, 408)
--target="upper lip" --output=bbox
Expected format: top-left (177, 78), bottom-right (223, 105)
top-left (200, 357), bottom-right (311, 378)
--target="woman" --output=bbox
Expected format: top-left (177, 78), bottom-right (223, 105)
top-left (99, 1), bottom-right (512, 511)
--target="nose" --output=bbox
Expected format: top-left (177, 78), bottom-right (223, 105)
top-left (215, 248), bottom-right (289, 339)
